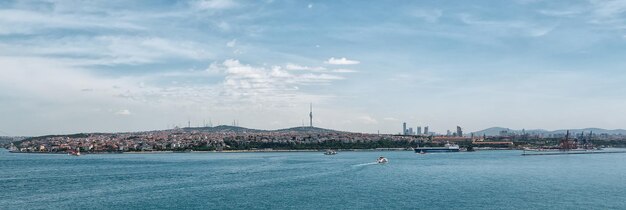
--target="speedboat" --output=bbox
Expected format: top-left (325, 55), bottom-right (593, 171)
top-left (324, 150), bottom-right (337, 155)
top-left (376, 156), bottom-right (388, 164)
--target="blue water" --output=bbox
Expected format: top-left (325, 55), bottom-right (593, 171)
top-left (1, 149), bottom-right (626, 209)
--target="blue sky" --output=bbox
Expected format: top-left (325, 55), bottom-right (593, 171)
top-left (2, 0), bottom-right (626, 136)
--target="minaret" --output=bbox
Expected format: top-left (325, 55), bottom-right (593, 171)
top-left (309, 103), bottom-right (313, 127)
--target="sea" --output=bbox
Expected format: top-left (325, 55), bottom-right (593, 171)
top-left (1, 149), bottom-right (625, 210)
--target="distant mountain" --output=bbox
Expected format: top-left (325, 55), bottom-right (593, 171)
top-left (183, 125), bottom-right (345, 134)
top-left (472, 127), bottom-right (626, 136)
top-left (549, 128), bottom-right (626, 135)
top-left (274, 126), bottom-right (345, 133)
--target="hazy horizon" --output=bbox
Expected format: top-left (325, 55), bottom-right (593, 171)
top-left (2, 0), bottom-right (626, 136)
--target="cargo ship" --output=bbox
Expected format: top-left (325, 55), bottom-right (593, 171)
top-left (414, 143), bottom-right (460, 153)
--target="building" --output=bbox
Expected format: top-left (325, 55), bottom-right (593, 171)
top-left (408, 128), bottom-right (414, 135)
top-left (403, 122), bottom-right (407, 135)
top-left (416, 127), bottom-right (422, 135)
top-left (424, 126), bottom-right (429, 135)
top-left (457, 126), bottom-right (463, 137)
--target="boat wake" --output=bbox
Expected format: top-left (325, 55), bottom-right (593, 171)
top-left (352, 162), bottom-right (378, 167)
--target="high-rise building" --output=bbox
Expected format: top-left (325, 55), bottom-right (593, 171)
top-left (447, 130), bottom-right (451, 136)
top-left (402, 122), bottom-right (407, 135)
top-left (309, 103), bottom-right (313, 127)
top-left (457, 126), bottom-right (463, 137)
top-left (416, 127), bottom-right (422, 135)
top-left (408, 128), bottom-right (414, 135)
top-left (424, 126), bottom-right (429, 135)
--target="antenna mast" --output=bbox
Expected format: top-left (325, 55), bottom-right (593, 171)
top-left (309, 103), bottom-right (313, 127)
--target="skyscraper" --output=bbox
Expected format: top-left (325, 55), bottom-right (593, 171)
top-left (457, 126), bottom-right (463, 137)
top-left (424, 126), bottom-right (429, 135)
top-left (402, 122), bottom-right (407, 135)
top-left (309, 103), bottom-right (313, 127)
top-left (416, 126), bottom-right (422, 135)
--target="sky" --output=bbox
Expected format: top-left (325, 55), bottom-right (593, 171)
top-left (2, 0), bottom-right (626, 136)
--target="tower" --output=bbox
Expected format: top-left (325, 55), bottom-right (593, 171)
top-left (402, 122), bottom-right (407, 135)
top-left (457, 126), bottom-right (463, 137)
top-left (309, 103), bottom-right (313, 127)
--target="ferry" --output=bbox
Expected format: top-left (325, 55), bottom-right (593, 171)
top-left (414, 143), bottom-right (460, 153)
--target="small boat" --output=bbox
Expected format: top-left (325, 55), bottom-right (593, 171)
top-left (68, 149), bottom-right (81, 156)
top-left (376, 156), bottom-right (388, 164)
top-left (324, 150), bottom-right (337, 155)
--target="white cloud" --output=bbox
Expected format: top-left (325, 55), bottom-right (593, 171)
top-left (332, 69), bottom-right (358, 73)
top-left (358, 115), bottom-right (378, 124)
top-left (308, 4), bottom-right (313, 9)
top-left (285, 63), bottom-right (326, 71)
top-left (193, 0), bottom-right (238, 10)
top-left (383, 117), bottom-right (399, 121)
top-left (0, 36), bottom-right (212, 66)
top-left (459, 14), bottom-right (554, 37)
top-left (0, 9), bottom-right (144, 35)
top-left (325, 57), bottom-right (360, 65)
top-left (207, 59), bottom-right (347, 106)
top-left (411, 9), bottom-right (443, 23)
top-left (226, 39), bottom-right (237, 47)
top-left (115, 109), bottom-right (132, 115)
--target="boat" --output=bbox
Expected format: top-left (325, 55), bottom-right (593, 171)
top-left (376, 156), bottom-right (388, 164)
top-left (414, 143), bottom-right (460, 153)
top-left (68, 149), bottom-right (81, 156)
top-left (324, 150), bottom-right (337, 155)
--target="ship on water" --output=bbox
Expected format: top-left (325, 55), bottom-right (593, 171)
top-left (414, 143), bottom-right (460, 153)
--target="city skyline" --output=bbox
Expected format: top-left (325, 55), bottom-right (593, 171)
top-left (2, 0), bottom-right (626, 136)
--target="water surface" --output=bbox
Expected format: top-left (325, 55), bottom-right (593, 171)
top-left (1, 149), bottom-right (625, 209)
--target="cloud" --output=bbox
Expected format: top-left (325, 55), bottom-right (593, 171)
top-left (115, 109), bottom-right (132, 115)
top-left (0, 36), bottom-right (212, 66)
top-left (411, 9), bottom-right (443, 23)
top-left (285, 63), bottom-right (326, 71)
top-left (192, 0), bottom-right (238, 10)
top-left (0, 9), bottom-right (144, 35)
top-left (332, 69), bottom-right (358, 73)
top-left (458, 14), bottom-right (554, 37)
top-left (325, 57), bottom-right (360, 65)
top-left (383, 117), bottom-right (399, 121)
top-left (358, 115), bottom-right (378, 124)
top-left (208, 59), bottom-right (346, 106)
top-left (308, 4), bottom-right (313, 9)
top-left (226, 39), bottom-right (237, 47)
